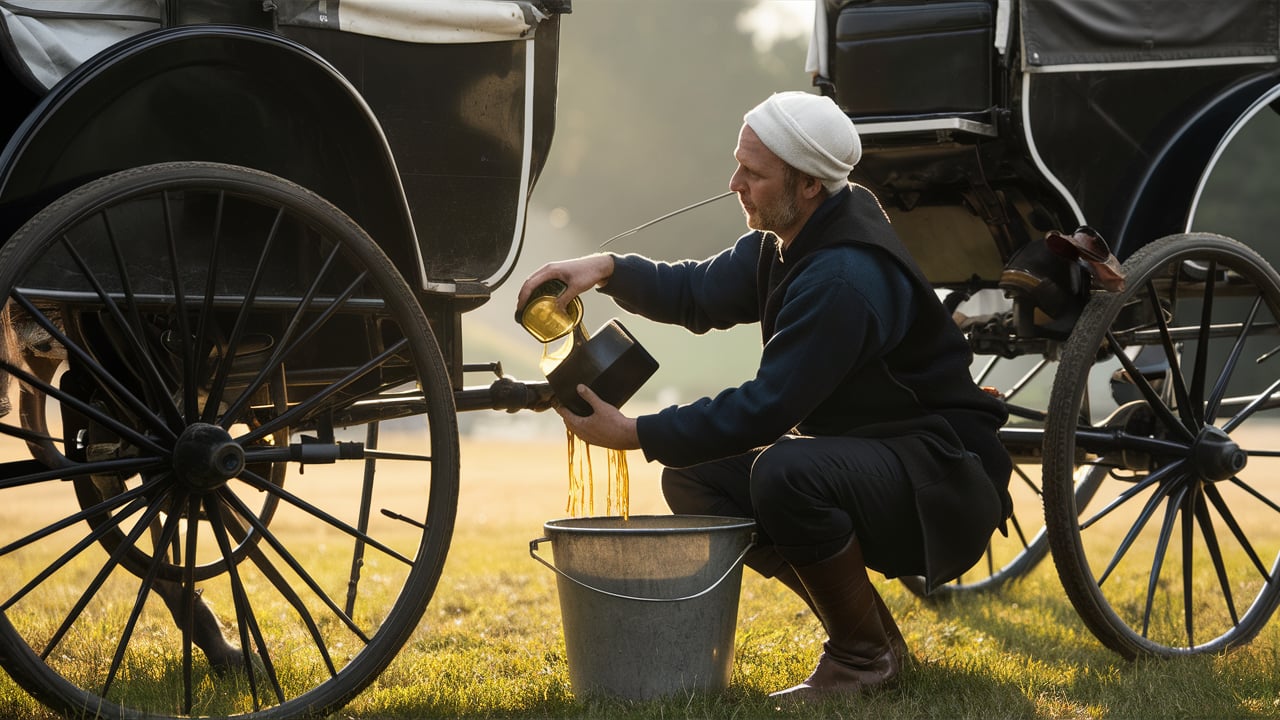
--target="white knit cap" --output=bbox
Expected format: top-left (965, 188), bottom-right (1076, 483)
top-left (744, 91), bottom-right (861, 193)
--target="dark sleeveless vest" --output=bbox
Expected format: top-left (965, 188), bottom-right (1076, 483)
top-left (757, 185), bottom-right (1013, 589)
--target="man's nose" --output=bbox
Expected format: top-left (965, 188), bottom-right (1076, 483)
top-left (728, 168), bottom-right (745, 192)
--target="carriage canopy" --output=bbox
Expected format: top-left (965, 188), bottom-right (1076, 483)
top-left (1, 0), bottom-right (552, 92)
top-left (1022, 0), bottom-right (1280, 71)
top-left (808, 0), bottom-right (1280, 80)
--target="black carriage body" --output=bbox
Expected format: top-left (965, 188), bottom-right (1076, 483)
top-left (0, 5), bottom-right (581, 716)
top-left (0, 2), bottom-right (566, 388)
top-left (819, 0), bottom-right (1280, 284)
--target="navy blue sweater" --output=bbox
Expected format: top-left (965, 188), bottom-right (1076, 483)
top-left (603, 185), bottom-right (1011, 586)
top-left (604, 193), bottom-right (914, 468)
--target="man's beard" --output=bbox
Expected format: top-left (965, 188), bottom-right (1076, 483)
top-left (745, 173), bottom-right (803, 234)
top-left (749, 195), bottom-right (802, 234)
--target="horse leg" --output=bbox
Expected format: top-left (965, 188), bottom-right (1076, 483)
top-left (152, 577), bottom-right (247, 674)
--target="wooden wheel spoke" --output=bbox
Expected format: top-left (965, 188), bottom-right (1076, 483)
top-left (1096, 473), bottom-right (1179, 587)
top-left (54, 235), bottom-right (184, 429)
top-left (1008, 505), bottom-right (1032, 551)
top-left (1204, 482), bottom-right (1274, 581)
top-left (235, 470), bottom-right (414, 566)
top-left (1079, 461), bottom-right (1183, 532)
top-left (216, 257), bottom-right (364, 428)
top-left (1136, 484), bottom-right (1190, 638)
top-left (179, 494), bottom-right (200, 714)
top-left (204, 496), bottom-right (285, 707)
top-left (238, 338), bottom-right (410, 445)
top-left (160, 191), bottom-right (201, 423)
top-left (1192, 494), bottom-right (1241, 627)
top-left (34, 492), bottom-right (170, 656)
top-left (1178, 490), bottom-right (1196, 645)
top-left (1106, 331), bottom-right (1195, 443)
top-left (102, 495), bottom-right (187, 697)
top-left (218, 492), bottom-right (348, 669)
top-left (199, 207), bottom-right (284, 426)
top-left (1188, 261), bottom-right (1217, 424)
top-left (1206, 294), bottom-right (1264, 426)
top-left (1012, 463), bottom-right (1043, 497)
top-left (1144, 281), bottom-right (1195, 432)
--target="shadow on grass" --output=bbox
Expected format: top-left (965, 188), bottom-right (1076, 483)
top-left (359, 587), bottom-right (1038, 720)
top-left (884, 569), bottom-right (1280, 719)
top-left (910, 571), bottom-right (1121, 664)
top-left (18, 558), bottom-right (1266, 719)
top-left (362, 663), bottom-right (1036, 720)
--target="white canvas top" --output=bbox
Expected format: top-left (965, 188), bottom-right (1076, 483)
top-left (1, 1), bottom-right (159, 91)
top-left (1, 0), bottom-right (547, 92)
top-left (278, 0), bottom-right (547, 44)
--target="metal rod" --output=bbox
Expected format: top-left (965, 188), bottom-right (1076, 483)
top-left (598, 190), bottom-right (735, 248)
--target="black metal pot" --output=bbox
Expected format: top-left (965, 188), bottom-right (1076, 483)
top-left (547, 319), bottom-right (658, 416)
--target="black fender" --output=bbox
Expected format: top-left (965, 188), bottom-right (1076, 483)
top-left (1109, 67), bottom-right (1280, 258)
top-left (0, 24), bottom-right (419, 276)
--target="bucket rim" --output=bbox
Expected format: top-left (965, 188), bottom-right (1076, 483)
top-left (541, 514), bottom-right (756, 535)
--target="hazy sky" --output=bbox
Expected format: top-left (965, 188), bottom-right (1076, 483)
top-left (738, 0), bottom-right (814, 52)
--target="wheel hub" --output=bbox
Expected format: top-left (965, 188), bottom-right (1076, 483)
top-left (1190, 425), bottom-right (1247, 482)
top-left (173, 422), bottom-right (245, 489)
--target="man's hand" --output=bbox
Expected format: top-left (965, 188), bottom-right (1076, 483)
top-left (516, 254), bottom-right (615, 318)
top-left (556, 384), bottom-right (641, 450)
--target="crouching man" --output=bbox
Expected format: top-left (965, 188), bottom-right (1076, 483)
top-left (517, 91), bottom-right (1011, 699)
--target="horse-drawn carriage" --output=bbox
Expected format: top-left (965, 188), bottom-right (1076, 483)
top-left (0, 0), bottom-right (1275, 717)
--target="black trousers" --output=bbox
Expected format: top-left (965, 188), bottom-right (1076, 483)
top-left (661, 434), bottom-right (927, 579)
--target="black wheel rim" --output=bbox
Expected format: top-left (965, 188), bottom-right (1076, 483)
top-left (1045, 234), bottom-right (1280, 658)
top-left (0, 163), bottom-right (459, 718)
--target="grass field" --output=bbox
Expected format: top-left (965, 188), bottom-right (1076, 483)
top-left (1, 430), bottom-right (1278, 719)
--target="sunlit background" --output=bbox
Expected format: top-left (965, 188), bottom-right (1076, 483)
top-left (460, 0), bottom-right (1280, 439)
top-left (461, 0), bottom-right (816, 437)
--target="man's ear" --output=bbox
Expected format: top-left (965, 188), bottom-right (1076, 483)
top-left (802, 175), bottom-right (824, 199)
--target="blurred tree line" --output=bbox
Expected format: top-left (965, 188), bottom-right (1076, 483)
top-left (470, 1), bottom-right (814, 406)
top-left (531, 0), bottom-right (814, 262)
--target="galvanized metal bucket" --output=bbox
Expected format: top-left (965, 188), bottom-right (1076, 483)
top-left (530, 515), bottom-right (757, 700)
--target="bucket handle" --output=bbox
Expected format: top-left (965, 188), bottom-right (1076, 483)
top-left (529, 534), bottom-right (757, 603)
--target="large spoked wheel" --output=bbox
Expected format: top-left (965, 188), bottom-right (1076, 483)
top-left (1044, 233), bottom-right (1280, 658)
top-left (0, 162), bottom-right (460, 718)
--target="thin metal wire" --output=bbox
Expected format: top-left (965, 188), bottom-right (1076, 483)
top-left (598, 190), bottom-right (735, 248)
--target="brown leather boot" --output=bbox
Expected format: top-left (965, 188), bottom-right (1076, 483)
top-left (773, 563), bottom-right (908, 665)
top-left (771, 564), bottom-right (818, 616)
top-left (770, 537), bottom-right (901, 700)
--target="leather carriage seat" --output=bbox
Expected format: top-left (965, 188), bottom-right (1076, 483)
top-left (824, 0), bottom-right (996, 120)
